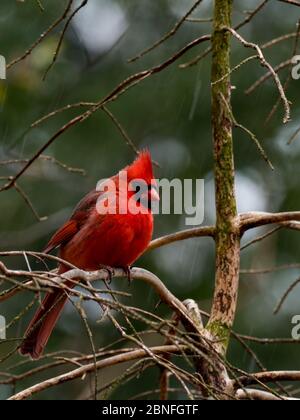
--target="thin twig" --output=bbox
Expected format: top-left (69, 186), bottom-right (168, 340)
top-left (1, 35), bottom-right (211, 194)
top-left (128, 0), bottom-right (205, 63)
top-left (288, 126), bottom-right (300, 145)
top-left (7, 1), bottom-right (74, 69)
top-left (265, 20), bottom-right (300, 124)
top-left (274, 277), bottom-right (300, 314)
top-left (241, 226), bottom-right (282, 251)
top-left (43, 0), bottom-right (89, 80)
top-left (245, 59), bottom-right (293, 96)
top-left (278, 0), bottom-right (300, 6)
top-left (185, 17), bottom-right (212, 23)
top-left (238, 335), bottom-right (300, 345)
top-left (228, 27), bottom-right (291, 123)
top-left (235, 0), bottom-right (270, 31)
top-left (31, 102), bottom-right (95, 128)
top-left (102, 106), bottom-right (139, 155)
top-left (219, 93), bottom-right (274, 169)
top-left (8, 345), bottom-right (185, 400)
top-left (241, 263), bottom-right (300, 275)
top-left (14, 183), bottom-right (48, 222)
top-left (180, 0), bottom-right (269, 69)
top-left (35, 0), bottom-right (44, 12)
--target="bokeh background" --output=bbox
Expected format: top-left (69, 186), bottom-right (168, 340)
top-left (1, 0), bottom-right (300, 400)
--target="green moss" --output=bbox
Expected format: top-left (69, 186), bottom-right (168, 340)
top-left (211, 0), bottom-right (236, 224)
top-left (206, 321), bottom-right (230, 353)
top-left (207, 0), bottom-right (238, 356)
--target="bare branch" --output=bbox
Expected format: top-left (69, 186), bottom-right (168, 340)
top-left (35, 0), bottom-right (45, 12)
top-left (185, 17), bottom-right (212, 23)
top-left (265, 19), bottom-right (300, 124)
top-left (0, 114), bottom-right (85, 193)
top-left (102, 106), bottom-right (139, 156)
top-left (219, 92), bottom-right (274, 169)
top-left (237, 371), bottom-right (300, 387)
top-left (236, 388), bottom-right (296, 400)
top-left (43, 0), bottom-right (89, 79)
top-left (241, 211), bottom-right (300, 231)
top-left (228, 27), bottom-right (291, 123)
top-left (235, 0), bottom-right (270, 31)
top-left (245, 59), bottom-right (293, 95)
top-left (1, 35), bottom-right (210, 194)
top-left (0, 155), bottom-right (86, 176)
top-left (14, 183), bottom-right (48, 222)
top-left (238, 335), bottom-right (300, 345)
top-left (241, 226), bottom-right (282, 251)
top-left (128, 0), bottom-right (205, 63)
top-left (274, 276), bottom-right (300, 314)
top-left (30, 102), bottom-right (95, 128)
top-left (241, 263), bottom-right (300, 275)
top-left (147, 226), bottom-right (215, 252)
top-left (180, 0), bottom-right (269, 69)
top-left (7, 1), bottom-right (74, 69)
top-left (0, 263), bottom-right (199, 335)
top-left (8, 345), bottom-right (185, 400)
top-left (278, 0), bottom-right (300, 6)
top-left (288, 126), bottom-right (300, 144)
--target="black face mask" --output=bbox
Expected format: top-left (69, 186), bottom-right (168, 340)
top-left (133, 183), bottom-right (156, 211)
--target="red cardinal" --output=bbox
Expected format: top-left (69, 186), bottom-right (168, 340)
top-left (20, 151), bottom-right (159, 359)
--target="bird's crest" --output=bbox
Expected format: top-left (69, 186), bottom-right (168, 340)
top-left (126, 150), bottom-right (154, 184)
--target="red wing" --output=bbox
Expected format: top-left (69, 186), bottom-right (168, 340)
top-left (43, 220), bottom-right (79, 254)
top-left (71, 189), bottom-right (100, 218)
top-left (43, 189), bottom-right (101, 254)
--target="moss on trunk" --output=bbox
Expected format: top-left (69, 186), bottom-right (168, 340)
top-left (206, 0), bottom-right (240, 356)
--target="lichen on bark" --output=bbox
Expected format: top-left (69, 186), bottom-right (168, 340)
top-left (206, 0), bottom-right (240, 356)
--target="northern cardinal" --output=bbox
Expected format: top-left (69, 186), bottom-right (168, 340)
top-left (20, 151), bottom-right (159, 359)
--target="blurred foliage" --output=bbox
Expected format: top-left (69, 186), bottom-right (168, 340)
top-left (1, 0), bottom-right (300, 400)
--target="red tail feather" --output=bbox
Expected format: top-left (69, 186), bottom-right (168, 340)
top-left (20, 268), bottom-right (72, 359)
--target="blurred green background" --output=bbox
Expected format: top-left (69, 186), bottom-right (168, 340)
top-left (1, 0), bottom-right (300, 400)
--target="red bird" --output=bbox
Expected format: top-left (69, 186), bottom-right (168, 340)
top-left (20, 151), bottom-right (159, 359)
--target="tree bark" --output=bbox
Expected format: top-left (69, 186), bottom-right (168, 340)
top-left (206, 0), bottom-right (240, 356)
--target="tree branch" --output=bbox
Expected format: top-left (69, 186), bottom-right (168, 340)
top-left (237, 371), bottom-right (300, 387)
top-left (278, 0), bottom-right (300, 6)
top-left (236, 388), bottom-right (297, 400)
top-left (147, 226), bottom-right (215, 252)
top-left (128, 0), bottom-right (205, 63)
top-left (241, 211), bottom-right (300, 231)
top-left (228, 27), bottom-right (291, 123)
top-left (1, 35), bottom-right (210, 194)
top-left (8, 345), bottom-right (185, 400)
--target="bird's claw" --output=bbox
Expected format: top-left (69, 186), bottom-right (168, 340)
top-left (123, 266), bottom-right (132, 286)
top-left (99, 265), bottom-right (114, 284)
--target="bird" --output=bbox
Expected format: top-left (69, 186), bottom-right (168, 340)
top-left (20, 150), bottom-right (159, 359)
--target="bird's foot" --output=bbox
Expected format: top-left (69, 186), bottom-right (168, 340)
top-left (123, 266), bottom-right (132, 286)
top-left (99, 265), bottom-right (114, 284)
